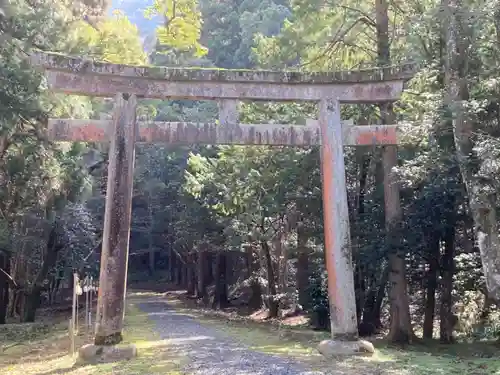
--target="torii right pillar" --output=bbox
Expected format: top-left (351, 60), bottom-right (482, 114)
top-left (317, 98), bottom-right (400, 355)
top-left (319, 98), bottom-right (358, 339)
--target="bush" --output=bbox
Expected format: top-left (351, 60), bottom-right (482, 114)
top-left (307, 269), bottom-right (330, 330)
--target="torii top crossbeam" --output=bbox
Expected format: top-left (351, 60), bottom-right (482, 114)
top-left (30, 51), bottom-right (415, 102)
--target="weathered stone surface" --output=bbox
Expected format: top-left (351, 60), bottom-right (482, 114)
top-left (30, 50), bottom-right (417, 83)
top-left (30, 51), bottom-right (416, 102)
top-left (319, 99), bottom-right (358, 338)
top-left (43, 70), bottom-right (406, 102)
top-left (317, 339), bottom-right (375, 357)
top-left (77, 343), bottom-right (137, 363)
top-left (94, 93), bottom-right (137, 345)
top-left (47, 118), bottom-right (401, 146)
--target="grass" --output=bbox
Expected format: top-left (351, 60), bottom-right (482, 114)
top-left (0, 294), bottom-right (185, 375)
top-left (4, 288), bottom-right (500, 375)
top-left (163, 291), bottom-right (500, 375)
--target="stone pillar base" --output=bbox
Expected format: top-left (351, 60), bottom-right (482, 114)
top-left (317, 339), bottom-right (375, 357)
top-left (77, 343), bottom-right (137, 364)
top-left (94, 332), bottom-right (123, 346)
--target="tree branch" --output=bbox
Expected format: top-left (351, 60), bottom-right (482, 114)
top-left (338, 5), bottom-right (377, 27)
top-left (0, 267), bottom-right (18, 288)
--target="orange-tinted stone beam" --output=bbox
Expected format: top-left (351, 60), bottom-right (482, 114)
top-left (47, 119), bottom-right (401, 146)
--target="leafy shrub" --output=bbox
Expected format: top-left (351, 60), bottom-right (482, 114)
top-left (307, 269), bottom-right (330, 330)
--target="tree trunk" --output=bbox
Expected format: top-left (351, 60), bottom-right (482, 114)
top-left (172, 254), bottom-right (178, 284)
top-left (181, 262), bottom-right (187, 287)
top-left (23, 226), bottom-right (62, 323)
top-left (372, 268), bottom-right (388, 329)
top-left (444, 0), bottom-right (500, 301)
top-left (213, 252), bottom-right (229, 309)
top-left (23, 289), bottom-right (41, 323)
top-left (0, 251), bottom-right (10, 324)
top-left (479, 295), bottom-right (494, 325)
top-left (175, 255), bottom-right (183, 286)
top-left (387, 252), bottom-right (414, 343)
top-left (149, 249), bottom-right (155, 276)
top-left (353, 146), bottom-right (371, 322)
top-left (169, 248), bottom-right (176, 283)
top-left (296, 223), bottom-right (309, 309)
top-left (440, 225), bottom-right (456, 343)
top-left (244, 244), bottom-right (252, 279)
top-left (47, 276), bottom-right (56, 306)
top-left (186, 253), bottom-right (196, 296)
top-left (50, 274), bottom-right (62, 305)
top-left (360, 265), bottom-right (388, 334)
top-left (9, 230), bottom-right (24, 318)
top-left (196, 250), bottom-right (207, 299)
top-left (148, 191), bottom-right (155, 276)
top-left (245, 244), bottom-right (262, 309)
top-left (273, 230), bottom-right (287, 292)
top-left (359, 286), bottom-right (376, 336)
top-left (423, 233), bottom-right (440, 339)
top-left (354, 267), bottom-right (366, 323)
top-left (9, 290), bottom-right (18, 318)
top-left (376, 0), bottom-right (415, 344)
top-left (206, 251), bottom-right (215, 286)
top-left (462, 216), bottom-right (475, 253)
top-left (16, 292), bottom-right (24, 319)
top-left (262, 240), bottom-right (279, 318)
top-left (382, 128), bottom-right (414, 343)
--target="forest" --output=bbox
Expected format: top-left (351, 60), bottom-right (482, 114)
top-left (1, 0), bottom-right (500, 352)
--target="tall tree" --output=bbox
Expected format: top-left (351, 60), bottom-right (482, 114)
top-left (376, 0), bottom-right (415, 343)
top-left (444, 0), bottom-right (500, 303)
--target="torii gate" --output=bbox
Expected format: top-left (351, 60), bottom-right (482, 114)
top-left (31, 51), bottom-right (414, 348)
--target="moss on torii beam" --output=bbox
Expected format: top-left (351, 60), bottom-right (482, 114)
top-left (30, 50), bottom-right (417, 83)
top-left (29, 50), bottom-right (417, 102)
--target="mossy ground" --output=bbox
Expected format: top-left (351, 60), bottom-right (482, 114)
top-left (3, 289), bottom-right (500, 375)
top-left (0, 293), bottom-right (184, 375)
top-left (163, 291), bottom-right (500, 375)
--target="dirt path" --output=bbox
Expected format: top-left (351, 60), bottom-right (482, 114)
top-left (138, 298), bottom-right (336, 375)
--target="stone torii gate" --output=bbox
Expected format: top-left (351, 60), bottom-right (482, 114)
top-left (31, 51), bottom-right (414, 350)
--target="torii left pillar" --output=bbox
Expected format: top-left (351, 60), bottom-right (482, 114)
top-left (94, 93), bottom-right (137, 345)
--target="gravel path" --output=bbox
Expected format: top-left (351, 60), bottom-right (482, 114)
top-left (138, 299), bottom-right (332, 375)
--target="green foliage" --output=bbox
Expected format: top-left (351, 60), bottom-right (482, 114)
top-left (67, 10), bottom-right (147, 64)
top-left (146, 0), bottom-right (207, 57)
top-left (253, 0), bottom-right (376, 70)
top-left (200, 0), bottom-right (290, 68)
